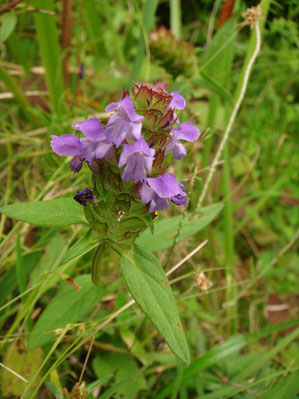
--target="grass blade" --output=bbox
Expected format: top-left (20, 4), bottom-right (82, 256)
top-left (170, 0), bottom-right (182, 39)
top-left (129, 0), bottom-right (158, 82)
top-left (33, 0), bottom-right (65, 115)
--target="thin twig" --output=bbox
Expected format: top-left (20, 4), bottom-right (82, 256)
top-left (197, 21), bottom-right (262, 209)
top-left (166, 240), bottom-right (208, 276)
top-left (0, 362), bottom-right (28, 383)
top-left (78, 336), bottom-right (94, 384)
top-left (206, 0), bottom-right (222, 45)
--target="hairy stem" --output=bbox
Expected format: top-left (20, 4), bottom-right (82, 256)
top-left (197, 21), bottom-right (261, 210)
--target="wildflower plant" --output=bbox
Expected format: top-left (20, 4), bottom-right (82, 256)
top-left (51, 82), bottom-right (200, 280)
top-left (49, 82), bottom-right (200, 362)
top-left (1, 82), bottom-right (201, 364)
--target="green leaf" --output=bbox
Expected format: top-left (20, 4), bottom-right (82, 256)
top-left (93, 353), bottom-right (146, 399)
top-left (0, 198), bottom-right (86, 227)
top-left (28, 275), bottom-right (104, 350)
top-left (86, 376), bottom-right (113, 393)
top-left (201, 18), bottom-right (236, 77)
top-left (60, 229), bottom-right (98, 266)
top-left (30, 234), bottom-right (66, 284)
top-left (119, 244), bottom-right (190, 364)
top-left (44, 381), bottom-right (63, 399)
top-left (0, 340), bottom-right (43, 397)
top-left (259, 370), bottom-right (299, 399)
top-left (156, 335), bottom-right (247, 399)
top-left (192, 72), bottom-right (232, 103)
top-left (136, 203), bottom-right (223, 251)
top-left (0, 14), bottom-right (17, 42)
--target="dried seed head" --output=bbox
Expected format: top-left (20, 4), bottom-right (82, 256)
top-left (194, 272), bottom-right (213, 291)
top-left (239, 6), bottom-right (263, 29)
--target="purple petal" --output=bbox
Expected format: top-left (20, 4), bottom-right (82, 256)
top-left (171, 184), bottom-right (187, 205)
top-left (105, 96), bottom-right (144, 147)
top-left (119, 96), bottom-right (144, 123)
top-left (119, 139), bottom-right (155, 182)
top-left (94, 142), bottom-right (113, 159)
top-left (105, 115), bottom-right (143, 148)
top-left (147, 173), bottom-right (181, 198)
top-left (140, 181), bottom-right (155, 204)
top-left (73, 188), bottom-right (95, 207)
top-left (122, 157), bottom-right (147, 182)
top-left (149, 196), bottom-right (169, 212)
top-left (106, 96), bottom-right (144, 123)
top-left (140, 177), bottom-right (180, 212)
top-left (119, 138), bottom-right (155, 167)
top-left (170, 91), bottom-right (186, 110)
top-left (50, 134), bottom-right (82, 156)
top-left (105, 101), bottom-right (119, 112)
top-left (165, 140), bottom-right (187, 160)
top-left (128, 121), bottom-right (143, 141)
top-left (72, 118), bottom-right (106, 141)
top-left (81, 139), bottom-right (113, 164)
top-left (105, 114), bottom-right (128, 148)
top-left (171, 122), bottom-right (200, 142)
top-left (70, 155), bottom-right (82, 172)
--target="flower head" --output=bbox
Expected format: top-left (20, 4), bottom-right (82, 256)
top-left (105, 96), bottom-right (144, 148)
top-left (118, 138), bottom-right (155, 183)
top-left (50, 83), bottom-right (201, 220)
top-left (166, 122), bottom-right (200, 160)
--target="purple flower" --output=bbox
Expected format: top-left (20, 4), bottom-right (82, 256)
top-left (74, 188), bottom-right (96, 206)
top-left (105, 96), bottom-right (144, 148)
top-left (165, 122), bottom-right (200, 160)
top-left (50, 118), bottom-right (113, 170)
top-left (170, 91), bottom-right (186, 110)
top-left (118, 138), bottom-right (155, 183)
top-left (170, 184), bottom-right (187, 205)
top-left (140, 173), bottom-right (186, 212)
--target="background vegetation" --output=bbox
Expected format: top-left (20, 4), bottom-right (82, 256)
top-left (0, 0), bottom-right (298, 398)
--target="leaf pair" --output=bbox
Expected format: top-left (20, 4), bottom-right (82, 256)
top-left (0, 198), bottom-right (223, 363)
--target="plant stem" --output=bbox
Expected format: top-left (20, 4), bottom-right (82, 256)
top-left (197, 21), bottom-right (262, 210)
top-left (170, 0), bottom-right (182, 39)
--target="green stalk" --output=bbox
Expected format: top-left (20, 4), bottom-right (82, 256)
top-left (81, 0), bottom-right (107, 59)
top-left (91, 242), bottom-right (107, 286)
top-left (170, 0), bottom-right (182, 39)
top-left (33, 0), bottom-right (65, 115)
top-left (222, 142), bottom-right (237, 333)
top-left (234, 0), bottom-right (271, 101)
top-left (129, 0), bottom-right (158, 83)
top-left (201, 94), bottom-right (220, 173)
top-left (16, 232), bottom-right (32, 331)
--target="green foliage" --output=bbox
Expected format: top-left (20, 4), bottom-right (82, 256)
top-left (120, 244), bottom-right (190, 364)
top-left (93, 353), bottom-right (146, 399)
top-left (0, 198), bottom-right (87, 227)
top-left (0, 13), bottom-right (17, 42)
top-left (32, 0), bottom-right (65, 114)
top-left (28, 275), bottom-right (104, 349)
top-left (137, 203), bottom-right (223, 251)
top-left (1, 340), bottom-right (43, 397)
